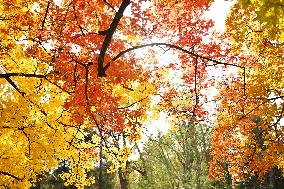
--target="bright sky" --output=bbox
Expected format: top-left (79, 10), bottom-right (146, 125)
top-left (205, 0), bottom-right (236, 32)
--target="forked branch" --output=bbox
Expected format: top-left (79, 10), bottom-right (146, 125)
top-left (97, 0), bottom-right (131, 77)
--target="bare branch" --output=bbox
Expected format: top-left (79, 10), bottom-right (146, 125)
top-left (122, 85), bottom-right (134, 91)
top-left (2, 76), bottom-right (48, 116)
top-left (0, 17), bottom-right (9, 21)
top-left (105, 42), bottom-right (247, 95)
top-left (4, 77), bottom-right (26, 97)
top-left (41, 1), bottom-right (51, 30)
top-left (102, 0), bottom-right (115, 10)
top-left (239, 96), bottom-right (284, 120)
top-left (192, 55), bottom-right (199, 118)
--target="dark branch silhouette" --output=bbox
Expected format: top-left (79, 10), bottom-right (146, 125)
top-left (41, 1), bottom-right (50, 30)
top-left (107, 43), bottom-right (245, 69)
top-left (0, 73), bottom-right (46, 78)
top-left (97, 0), bottom-right (131, 77)
top-left (0, 171), bottom-right (22, 181)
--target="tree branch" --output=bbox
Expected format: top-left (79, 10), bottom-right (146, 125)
top-left (4, 77), bottom-right (26, 97)
top-left (106, 43), bottom-right (245, 70)
top-left (239, 96), bottom-right (284, 120)
top-left (2, 76), bottom-right (48, 116)
top-left (41, 1), bottom-right (50, 30)
top-left (118, 96), bottom-right (149, 109)
top-left (0, 73), bottom-right (46, 78)
top-left (102, 0), bottom-right (115, 10)
top-left (192, 55), bottom-right (199, 119)
top-left (97, 0), bottom-right (131, 77)
top-left (0, 17), bottom-right (9, 21)
top-left (0, 171), bottom-right (22, 180)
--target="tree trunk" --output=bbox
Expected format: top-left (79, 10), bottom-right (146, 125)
top-left (268, 169), bottom-right (275, 189)
top-left (98, 142), bottom-right (103, 189)
top-left (118, 167), bottom-right (128, 189)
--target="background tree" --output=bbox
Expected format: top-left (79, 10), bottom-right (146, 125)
top-left (128, 122), bottom-right (228, 189)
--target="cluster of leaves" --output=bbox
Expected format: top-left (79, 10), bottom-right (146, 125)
top-left (31, 159), bottom-right (116, 189)
top-left (0, 1), bottom-right (99, 188)
top-left (210, 0), bottom-right (284, 187)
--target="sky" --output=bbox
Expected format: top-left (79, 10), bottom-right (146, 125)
top-left (205, 0), bottom-right (236, 32)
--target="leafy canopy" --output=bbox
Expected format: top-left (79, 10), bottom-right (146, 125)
top-left (210, 0), bottom-right (284, 186)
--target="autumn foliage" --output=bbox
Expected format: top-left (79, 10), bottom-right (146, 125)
top-left (1, 0), bottom-right (284, 188)
top-left (210, 0), bottom-right (284, 186)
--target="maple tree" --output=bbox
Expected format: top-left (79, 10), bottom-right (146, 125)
top-left (209, 0), bottom-right (284, 187)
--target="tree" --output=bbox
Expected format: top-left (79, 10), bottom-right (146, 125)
top-left (128, 122), bottom-right (227, 189)
top-left (210, 0), bottom-right (284, 187)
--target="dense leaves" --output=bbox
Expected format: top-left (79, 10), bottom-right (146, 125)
top-left (128, 122), bottom-right (228, 189)
top-left (210, 0), bottom-right (284, 187)
top-left (1, 0), bottom-right (284, 188)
